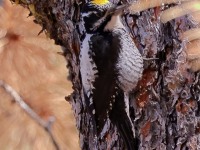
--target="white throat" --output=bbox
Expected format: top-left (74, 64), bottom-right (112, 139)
top-left (104, 15), bottom-right (124, 31)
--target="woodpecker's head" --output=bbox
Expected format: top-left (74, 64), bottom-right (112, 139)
top-left (81, 0), bottom-right (115, 33)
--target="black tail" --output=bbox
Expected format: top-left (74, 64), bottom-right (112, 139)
top-left (116, 116), bottom-right (138, 150)
top-left (110, 90), bottom-right (138, 150)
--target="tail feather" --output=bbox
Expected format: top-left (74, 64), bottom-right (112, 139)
top-left (117, 117), bottom-right (138, 150)
top-left (110, 89), bottom-right (138, 150)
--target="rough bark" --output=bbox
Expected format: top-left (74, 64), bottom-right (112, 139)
top-left (10, 0), bottom-right (200, 149)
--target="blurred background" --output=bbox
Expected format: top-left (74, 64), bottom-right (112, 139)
top-left (0, 0), bottom-right (80, 149)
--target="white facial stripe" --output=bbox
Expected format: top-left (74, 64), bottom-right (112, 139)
top-left (82, 11), bottom-right (93, 17)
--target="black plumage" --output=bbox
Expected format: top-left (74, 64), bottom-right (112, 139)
top-left (89, 32), bottom-right (119, 132)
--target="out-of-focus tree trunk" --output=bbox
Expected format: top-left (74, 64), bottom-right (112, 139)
top-left (10, 0), bottom-right (200, 149)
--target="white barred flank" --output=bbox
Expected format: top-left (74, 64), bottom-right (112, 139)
top-left (105, 15), bottom-right (143, 92)
top-left (116, 30), bottom-right (143, 92)
top-left (80, 34), bottom-right (98, 97)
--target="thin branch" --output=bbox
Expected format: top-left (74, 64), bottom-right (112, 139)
top-left (0, 80), bottom-right (60, 150)
top-left (143, 57), bottom-right (159, 61)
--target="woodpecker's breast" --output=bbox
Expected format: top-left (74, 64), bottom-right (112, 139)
top-left (113, 29), bottom-right (143, 92)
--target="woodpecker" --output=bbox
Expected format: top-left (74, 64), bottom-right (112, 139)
top-left (80, 0), bottom-right (143, 149)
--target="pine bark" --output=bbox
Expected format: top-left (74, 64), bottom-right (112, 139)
top-left (10, 0), bottom-right (200, 149)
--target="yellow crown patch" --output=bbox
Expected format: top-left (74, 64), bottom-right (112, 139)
top-left (92, 0), bottom-right (109, 5)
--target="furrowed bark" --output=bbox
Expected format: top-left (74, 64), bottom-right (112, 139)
top-left (10, 0), bottom-right (200, 149)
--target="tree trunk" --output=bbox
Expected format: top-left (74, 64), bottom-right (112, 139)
top-left (10, 0), bottom-right (200, 149)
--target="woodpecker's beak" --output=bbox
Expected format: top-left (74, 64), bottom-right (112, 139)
top-left (107, 3), bottom-right (131, 16)
top-left (90, 3), bottom-right (131, 31)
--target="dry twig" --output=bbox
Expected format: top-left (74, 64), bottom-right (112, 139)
top-left (0, 80), bottom-right (60, 150)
